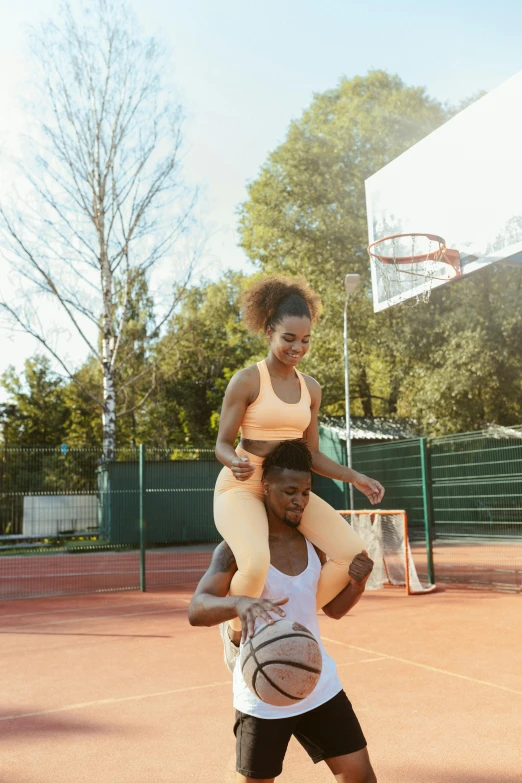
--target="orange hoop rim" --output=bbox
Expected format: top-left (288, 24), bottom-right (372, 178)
top-left (367, 232), bottom-right (461, 276)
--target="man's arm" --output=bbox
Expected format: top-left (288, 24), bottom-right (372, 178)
top-left (315, 549), bottom-right (374, 620)
top-left (188, 541), bottom-right (242, 626)
top-left (188, 542), bottom-right (288, 642)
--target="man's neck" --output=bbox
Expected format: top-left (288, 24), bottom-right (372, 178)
top-left (266, 511), bottom-right (308, 577)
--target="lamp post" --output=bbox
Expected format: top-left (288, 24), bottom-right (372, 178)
top-left (343, 274), bottom-right (360, 512)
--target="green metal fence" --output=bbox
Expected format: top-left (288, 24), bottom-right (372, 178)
top-left (430, 429), bottom-right (522, 538)
top-left (348, 428), bottom-right (522, 592)
top-left (313, 426), bottom-right (349, 509)
top-left (351, 439), bottom-right (427, 533)
top-left (0, 447), bottom-right (142, 599)
top-left (0, 446), bottom-right (221, 599)
top-left (1, 426), bottom-right (521, 600)
top-left (99, 449), bottom-right (221, 546)
top-left (0, 446), bottom-right (102, 537)
top-left (427, 429), bottom-right (522, 591)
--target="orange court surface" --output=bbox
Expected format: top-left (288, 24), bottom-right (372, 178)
top-left (2, 584), bottom-right (521, 783)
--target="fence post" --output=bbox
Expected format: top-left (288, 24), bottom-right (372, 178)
top-left (139, 444), bottom-right (146, 592)
top-left (419, 437), bottom-right (435, 584)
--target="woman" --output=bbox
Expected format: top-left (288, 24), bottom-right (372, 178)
top-left (214, 276), bottom-right (384, 649)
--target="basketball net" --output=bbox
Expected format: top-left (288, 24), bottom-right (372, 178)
top-left (339, 510), bottom-right (436, 594)
top-left (368, 233), bottom-right (461, 306)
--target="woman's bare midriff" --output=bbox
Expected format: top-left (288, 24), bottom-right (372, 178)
top-left (240, 438), bottom-right (299, 458)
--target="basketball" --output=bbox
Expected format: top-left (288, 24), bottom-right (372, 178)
top-left (240, 619), bottom-right (322, 706)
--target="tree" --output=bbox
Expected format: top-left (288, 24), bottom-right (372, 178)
top-left (237, 70), bottom-right (522, 434)
top-left (0, 356), bottom-right (69, 447)
top-left (397, 265), bottom-right (522, 434)
top-left (238, 71), bottom-right (452, 413)
top-left (0, 274), bottom-right (254, 450)
top-left (141, 272), bottom-right (264, 447)
top-left (0, 0), bottom-right (199, 459)
top-left (63, 270), bottom-right (161, 449)
top-left (61, 358), bottom-right (104, 447)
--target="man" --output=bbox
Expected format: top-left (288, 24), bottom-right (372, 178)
top-left (189, 439), bottom-right (377, 783)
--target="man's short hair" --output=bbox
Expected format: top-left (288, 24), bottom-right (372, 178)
top-left (262, 439), bottom-right (313, 481)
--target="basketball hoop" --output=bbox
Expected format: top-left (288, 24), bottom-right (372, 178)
top-left (367, 233), bottom-right (461, 305)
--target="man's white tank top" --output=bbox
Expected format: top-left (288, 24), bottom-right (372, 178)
top-left (233, 539), bottom-right (343, 719)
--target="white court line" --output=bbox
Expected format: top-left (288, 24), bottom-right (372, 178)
top-left (337, 657), bottom-right (389, 667)
top-left (0, 681), bottom-right (231, 722)
top-left (0, 597), bottom-right (185, 620)
top-left (0, 568), bottom-right (205, 579)
top-left (1, 607), bottom-right (188, 632)
top-left (323, 637), bottom-right (522, 696)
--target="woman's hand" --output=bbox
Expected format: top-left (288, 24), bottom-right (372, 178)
top-left (352, 472), bottom-right (385, 505)
top-left (230, 454), bottom-right (256, 482)
top-left (235, 596), bottom-right (289, 643)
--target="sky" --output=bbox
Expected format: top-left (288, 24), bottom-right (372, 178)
top-left (1, 0), bottom-right (521, 397)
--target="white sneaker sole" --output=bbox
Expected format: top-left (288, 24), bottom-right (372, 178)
top-left (219, 622), bottom-right (240, 674)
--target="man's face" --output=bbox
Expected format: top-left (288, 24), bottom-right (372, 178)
top-left (262, 469), bottom-right (312, 527)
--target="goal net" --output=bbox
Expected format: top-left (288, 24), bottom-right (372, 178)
top-left (338, 510), bottom-right (436, 594)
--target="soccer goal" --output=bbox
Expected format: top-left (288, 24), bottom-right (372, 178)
top-left (338, 510), bottom-right (436, 595)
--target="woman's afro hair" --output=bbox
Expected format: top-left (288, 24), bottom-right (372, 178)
top-left (241, 275), bottom-right (322, 334)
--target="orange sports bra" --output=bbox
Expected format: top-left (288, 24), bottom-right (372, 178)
top-left (240, 360), bottom-right (312, 441)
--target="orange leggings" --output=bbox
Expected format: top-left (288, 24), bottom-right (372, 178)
top-left (214, 447), bottom-right (365, 631)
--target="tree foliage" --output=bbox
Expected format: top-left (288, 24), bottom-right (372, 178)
top-left (397, 265), bottom-right (522, 433)
top-left (3, 70), bottom-right (521, 444)
top-left (139, 272), bottom-right (264, 447)
top-left (238, 71), bottom-right (522, 433)
top-left (1, 356), bottom-right (70, 447)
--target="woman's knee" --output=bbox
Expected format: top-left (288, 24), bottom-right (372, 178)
top-left (323, 534), bottom-right (365, 568)
top-left (303, 497), bottom-right (366, 565)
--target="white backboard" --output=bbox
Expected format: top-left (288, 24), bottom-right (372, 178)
top-left (365, 71), bottom-right (522, 311)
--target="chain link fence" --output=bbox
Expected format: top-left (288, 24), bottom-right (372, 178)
top-left (345, 427), bottom-right (522, 592)
top-left (1, 426), bottom-right (521, 600)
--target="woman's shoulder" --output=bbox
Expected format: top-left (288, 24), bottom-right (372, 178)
top-left (299, 372), bottom-right (322, 397)
top-left (226, 363), bottom-right (262, 400)
top-left (230, 362), bottom-right (262, 384)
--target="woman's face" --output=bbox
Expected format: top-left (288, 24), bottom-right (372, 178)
top-left (267, 315), bottom-right (311, 367)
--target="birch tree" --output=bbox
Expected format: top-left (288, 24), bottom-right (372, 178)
top-left (0, 0), bottom-right (198, 458)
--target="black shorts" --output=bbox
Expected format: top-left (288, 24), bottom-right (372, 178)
top-left (234, 690), bottom-right (367, 779)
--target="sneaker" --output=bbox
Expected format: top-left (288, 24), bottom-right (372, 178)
top-left (219, 622), bottom-right (240, 674)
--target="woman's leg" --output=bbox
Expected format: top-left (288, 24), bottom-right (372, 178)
top-left (298, 493), bottom-right (366, 609)
top-left (214, 467), bottom-right (270, 633)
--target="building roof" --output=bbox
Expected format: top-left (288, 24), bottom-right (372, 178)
top-left (320, 416), bottom-right (416, 441)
